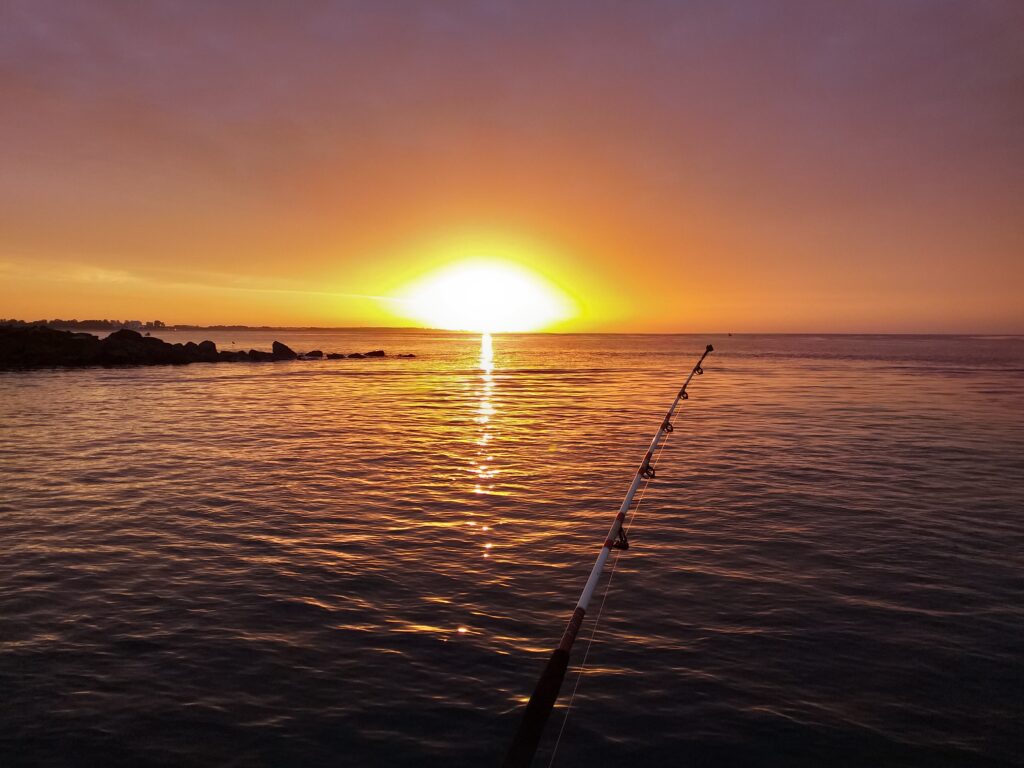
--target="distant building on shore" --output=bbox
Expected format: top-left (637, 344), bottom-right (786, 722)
top-left (0, 318), bottom-right (167, 331)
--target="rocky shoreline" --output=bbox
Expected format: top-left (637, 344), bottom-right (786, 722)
top-left (0, 326), bottom-right (415, 369)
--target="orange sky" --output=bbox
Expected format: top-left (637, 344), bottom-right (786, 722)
top-left (1, 1), bottom-right (1022, 332)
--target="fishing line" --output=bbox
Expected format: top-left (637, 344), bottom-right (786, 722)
top-left (503, 344), bottom-right (713, 768)
top-left (546, 434), bottom-right (671, 767)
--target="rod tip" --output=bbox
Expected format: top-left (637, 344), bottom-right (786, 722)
top-left (706, 344), bottom-right (714, 353)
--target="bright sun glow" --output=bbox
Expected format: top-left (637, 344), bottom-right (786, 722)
top-left (397, 260), bottom-right (574, 332)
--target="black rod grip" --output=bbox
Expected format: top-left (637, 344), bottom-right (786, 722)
top-left (501, 647), bottom-right (571, 768)
top-left (503, 606), bottom-right (586, 767)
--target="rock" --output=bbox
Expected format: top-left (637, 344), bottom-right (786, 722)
top-left (326, 353), bottom-right (345, 359)
top-left (347, 353), bottom-right (365, 359)
top-left (397, 353), bottom-right (416, 358)
top-left (303, 350), bottom-right (324, 359)
top-left (0, 325), bottom-right (102, 368)
top-left (108, 328), bottom-right (142, 341)
top-left (248, 349), bottom-right (275, 362)
top-left (196, 340), bottom-right (218, 362)
top-left (101, 328), bottom-right (190, 365)
top-left (272, 341), bottom-right (297, 360)
top-left (364, 349), bottom-right (385, 357)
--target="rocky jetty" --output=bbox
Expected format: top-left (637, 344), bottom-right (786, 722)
top-left (0, 326), bottom-right (414, 370)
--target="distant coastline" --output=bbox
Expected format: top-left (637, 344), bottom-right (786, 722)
top-left (0, 318), bottom-right (427, 333)
top-left (1, 319), bottom-right (1019, 336)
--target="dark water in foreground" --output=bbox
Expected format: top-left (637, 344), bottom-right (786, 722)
top-left (1, 332), bottom-right (1022, 767)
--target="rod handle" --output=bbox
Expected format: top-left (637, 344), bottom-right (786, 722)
top-left (502, 647), bottom-right (571, 768)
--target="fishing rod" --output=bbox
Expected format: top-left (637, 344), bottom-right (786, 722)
top-left (502, 344), bottom-right (714, 768)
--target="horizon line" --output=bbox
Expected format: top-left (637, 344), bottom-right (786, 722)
top-left (10, 320), bottom-right (1021, 337)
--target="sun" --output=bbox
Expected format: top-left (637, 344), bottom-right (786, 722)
top-left (396, 260), bottom-right (575, 332)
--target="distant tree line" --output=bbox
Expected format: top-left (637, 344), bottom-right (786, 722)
top-left (0, 318), bottom-right (166, 330)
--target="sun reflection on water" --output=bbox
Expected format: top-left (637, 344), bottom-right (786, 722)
top-left (479, 331), bottom-right (493, 373)
top-left (474, 333), bottom-right (498, 492)
top-left (474, 333), bottom-right (499, 558)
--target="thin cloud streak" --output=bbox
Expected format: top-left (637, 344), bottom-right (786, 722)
top-left (0, 258), bottom-right (404, 306)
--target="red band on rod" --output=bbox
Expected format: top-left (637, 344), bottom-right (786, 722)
top-left (557, 606), bottom-right (587, 652)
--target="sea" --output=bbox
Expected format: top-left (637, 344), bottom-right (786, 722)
top-left (1, 330), bottom-right (1022, 767)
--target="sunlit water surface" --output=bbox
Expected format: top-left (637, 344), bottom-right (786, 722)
top-left (2, 332), bottom-right (1022, 767)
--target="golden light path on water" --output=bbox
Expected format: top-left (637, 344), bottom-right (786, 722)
top-left (476, 335), bottom-right (497, 562)
top-left (447, 332), bottom-right (498, 638)
top-left (476, 332), bottom-right (496, 491)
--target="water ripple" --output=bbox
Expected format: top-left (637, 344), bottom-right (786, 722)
top-left (1, 332), bottom-right (1022, 767)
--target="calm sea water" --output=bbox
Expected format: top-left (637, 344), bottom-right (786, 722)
top-left (1, 332), bottom-right (1022, 767)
